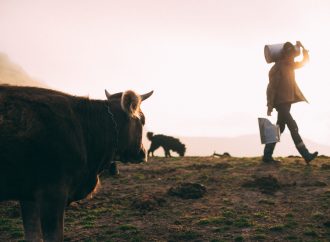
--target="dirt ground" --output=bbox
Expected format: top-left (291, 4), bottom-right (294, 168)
top-left (1, 156), bottom-right (330, 241)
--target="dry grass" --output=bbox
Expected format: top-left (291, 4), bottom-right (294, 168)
top-left (1, 156), bottom-right (330, 241)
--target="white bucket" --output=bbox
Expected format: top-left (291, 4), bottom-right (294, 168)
top-left (258, 118), bottom-right (280, 144)
top-left (264, 43), bottom-right (300, 63)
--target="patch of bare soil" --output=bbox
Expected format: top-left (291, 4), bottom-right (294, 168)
top-left (1, 156), bottom-right (330, 241)
top-left (131, 194), bottom-right (166, 212)
top-left (168, 182), bottom-right (207, 199)
top-left (242, 175), bottom-right (281, 194)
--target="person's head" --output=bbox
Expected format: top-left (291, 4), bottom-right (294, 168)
top-left (281, 42), bottom-right (299, 61)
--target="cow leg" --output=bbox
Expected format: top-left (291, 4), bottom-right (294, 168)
top-left (20, 200), bottom-right (43, 242)
top-left (164, 148), bottom-right (170, 157)
top-left (148, 150), bottom-right (155, 157)
top-left (39, 188), bottom-right (68, 242)
top-left (162, 147), bottom-right (167, 157)
top-left (149, 143), bottom-right (160, 157)
top-left (168, 151), bottom-right (172, 157)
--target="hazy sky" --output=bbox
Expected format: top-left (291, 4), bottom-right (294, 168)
top-left (1, 0), bottom-right (330, 145)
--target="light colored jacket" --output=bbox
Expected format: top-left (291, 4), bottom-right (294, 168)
top-left (267, 50), bottom-right (309, 109)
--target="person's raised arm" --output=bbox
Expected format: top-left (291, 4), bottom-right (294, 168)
top-left (294, 41), bottom-right (309, 69)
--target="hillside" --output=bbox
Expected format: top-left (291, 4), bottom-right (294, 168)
top-left (0, 53), bottom-right (47, 88)
top-left (1, 156), bottom-right (329, 241)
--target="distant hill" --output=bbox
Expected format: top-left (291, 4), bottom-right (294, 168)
top-left (0, 53), bottom-right (47, 88)
top-left (143, 133), bottom-right (330, 157)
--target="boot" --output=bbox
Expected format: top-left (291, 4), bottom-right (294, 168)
top-left (296, 142), bottom-right (318, 164)
top-left (262, 143), bottom-right (280, 163)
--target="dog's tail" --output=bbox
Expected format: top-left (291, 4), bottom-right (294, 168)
top-left (146, 132), bottom-right (154, 141)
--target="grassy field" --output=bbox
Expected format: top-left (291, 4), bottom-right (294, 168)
top-left (1, 156), bottom-right (330, 241)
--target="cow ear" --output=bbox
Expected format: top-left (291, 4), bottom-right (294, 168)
top-left (105, 89), bottom-right (111, 100)
top-left (121, 90), bottom-right (141, 118)
top-left (141, 90), bottom-right (154, 101)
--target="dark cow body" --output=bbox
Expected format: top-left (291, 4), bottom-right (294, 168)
top-left (147, 132), bottom-right (186, 157)
top-left (0, 85), bottom-right (152, 241)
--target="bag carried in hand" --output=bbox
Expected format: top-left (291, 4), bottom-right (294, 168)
top-left (258, 118), bottom-right (280, 144)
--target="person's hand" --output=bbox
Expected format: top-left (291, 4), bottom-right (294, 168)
top-left (303, 49), bottom-right (309, 55)
top-left (267, 107), bottom-right (273, 116)
top-left (296, 41), bottom-right (308, 51)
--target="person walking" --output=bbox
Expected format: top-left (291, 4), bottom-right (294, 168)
top-left (263, 41), bottom-right (318, 164)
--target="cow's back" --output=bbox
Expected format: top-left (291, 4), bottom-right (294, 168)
top-left (152, 135), bottom-right (181, 149)
top-left (0, 86), bottom-right (86, 201)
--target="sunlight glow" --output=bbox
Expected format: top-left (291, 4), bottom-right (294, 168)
top-left (1, 0), bottom-right (330, 155)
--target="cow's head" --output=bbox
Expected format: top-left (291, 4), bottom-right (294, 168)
top-left (105, 89), bottom-right (153, 163)
top-left (178, 144), bottom-right (186, 157)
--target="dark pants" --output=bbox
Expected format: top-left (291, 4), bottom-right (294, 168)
top-left (263, 103), bottom-right (303, 159)
top-left (275, 103), bottom-right (302, 146)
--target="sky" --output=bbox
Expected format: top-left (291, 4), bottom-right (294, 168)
top-left (1, 0), bottom-right (330, 146)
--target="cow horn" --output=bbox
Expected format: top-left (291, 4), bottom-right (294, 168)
top-left (105, 89), bottom-right (111, 100)
top-left (140, 90), bottom-right (154, 101)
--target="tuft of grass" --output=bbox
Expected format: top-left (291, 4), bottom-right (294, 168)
top-left (242, 175), bottom-right (281, 194)
top-left (222, 209), bottom-right (236, 218)
top-left (285, 220), bottom-right (298, 229)
top-left (222, 198), bottom-right (234, 205)
top-left (285, 213), bottom-right (294, 218)
top-left (253, 211), bottom-right (269, 219)
top-left (210, 239), bottom-right (224, 242)
top-left (284, 213), bottom-right (298, 229)
top-left (112, 208), bottom-right (128, 218)
top-left (214, 163), bottom-right (233, 169)
top-left (322, 190), bottom-right (330, 198)
top-left (80, 214), bottom-right (97, 229)
top-left (234, 235), bottom-right (244, 241)
top-left (303, 228), bottom-right (318, 237)
top-left (168, 230), bottom-right (201, 241)
top-left (82, 239), bottom-right (97, 242)
top-left (130, 236), bottom-right (145, 242)
top-left (109, 224), bottom-right (143, 241)
top-left (0, 217), bottom-right (24, 239)
top-left (9, 229), bottom-right (24, 239)
top-left (199, 210), bottom-right (252, 228)
top-left (269, 224), bottom-right (285, 232)
top-left (198, 173), bottom-right (210, 181)
top-left (285, 235), bottom-right (299, 240)
top-left (233, 217), bottom-right (252, 228)
top-left (198, 216), bottom-right (225, 225)
top-left (312, 211), bottom-right (324, 220)
top-left (213, 226), bottom-right (231, 233)
top-left (320, 163), bottom-right (330, 170)
top-left (107, 231), bottom-right (145, 242)
top-left (324, 221), bottom-right (330, 228)
top-left (117, 224), bottom-right (138, 232)
top-left (252, 233), bottom-right (267, 240)
top-left (132, 174), bottom-right (146, 180)
top-left (258, 199), bottom-right (275, 205)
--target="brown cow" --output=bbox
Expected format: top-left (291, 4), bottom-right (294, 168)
top-left (0, 85), bottom-right (153, 241)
